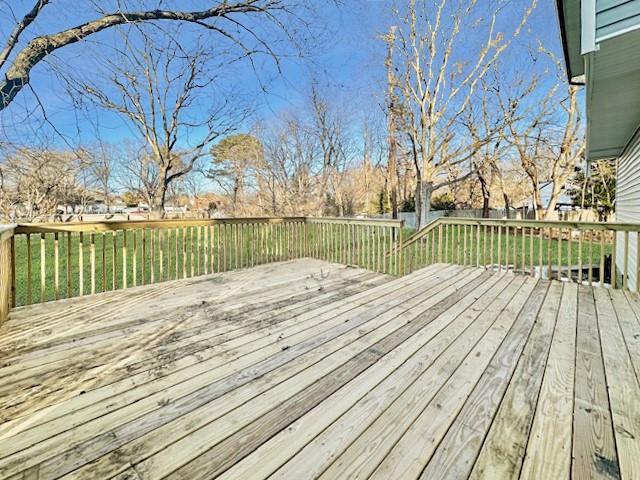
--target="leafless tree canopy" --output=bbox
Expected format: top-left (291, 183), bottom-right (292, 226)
top-left (0, 1), bottom-right (304, 111)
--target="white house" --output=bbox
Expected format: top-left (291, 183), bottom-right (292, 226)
top-left (556, 0), bottom-right (640, 289)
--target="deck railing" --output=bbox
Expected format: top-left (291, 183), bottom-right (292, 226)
top-left (4, 214), bottom-right (639, 323)
top-left (398, 217), bottom-right (640, 291)
top-left (0, 217), bottom-right (404, 317)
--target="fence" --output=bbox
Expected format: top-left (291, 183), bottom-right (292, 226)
top-left (0, 217), bottom-right (403, 318)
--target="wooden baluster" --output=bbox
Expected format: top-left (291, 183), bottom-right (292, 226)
top-left (196, 226), bottom-right (201, 274)
top-left (521, 227), bottom-right (526, 275)
top-left (462, 225), bottom-right (468, 266)
top-left (529, 227), bottom-right (534, 276)
top-left (431, 227), bottom-right (436, 265)
top-left (578, 230), bottom-right (583, 285)
top-left (436, 224), bottom-right (441, 265)
top-left (150, 229), bottom-right (155, 284)
top-left (378, 225), bottom-right (384, 273)
top-left (216, 224), bottom-right (221, 272)
top-left (513, 226), bottom-right (524, 273)
top-left (90, 233), bottom-right (96, 294)
top-left (481, 224), bottom-right (487, 268)
top-left (182, 226), bottom-right (187, 278)
top-left (538, 228), bottom-right (543, 279)
top-left (67, 232), bottom-right (72, 298)
top-left (165, 229), bottom-right (170, 281)
top-left (458, 224), bottom-right (462, 265)
top-left (444, 224), bottom-right (450, 263)
top-left (475, 224), bottom-right (480, 268)
top-left (238, 223), bottom-right (243, 267)
top-left (112, 231), bottom-right (117, 289)
top-left (210, 225), bottom-right (215, 272)
top-left (504, 226), bottom-right (509, 272)
top-left (79, 232), bottom-right (84, 297)
top-left (142, 229), bottom-right (147, 285)
top-left (132, 230), bottom-right (137, 287)
top-left (223, 224), bottom-right (228, 270)
top-left (122, 230), bottom-right (127, 289)
top-left (54, 232), bottom-right (59, 300)
top-left (489, 226), bottom-right (495, 269)
top-left (190, 226), bottom-right (195, 276)
top-left (204, 225), bottom-right (209, 274)
top-left (102, 232), bottom-right (107, 291)
top-left (599, 233), bottom-right (605, 286)
top-left (567, 229), bottom-right (573, 283)
top-left (557, 229), bottom-right (562, 281)
top-left (588, 232), bottom-right (594, 286)
top-left (154, 228), bottom-right (164, 282)
top-left (497, 226), bottom-right (502, 272)
top-left (611, 230), bottom-right (617, 288)
top-left (174, 228), bottom-right (179, 279)
top-left (547, 227), bottom-right (553, 280)
top-left (39, 233), bottom-right (46, 302)
top-left (26, 233), bottom-right (32, 305)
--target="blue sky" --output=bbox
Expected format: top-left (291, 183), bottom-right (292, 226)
top-left (0, 0), bottom-right (567, 148)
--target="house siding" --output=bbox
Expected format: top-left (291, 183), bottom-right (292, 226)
top-left (616, 126), bottom-right (640, 290)
top-left (596, 0), bottom-right (640, 40)
top-left (596, 0), bottom-right (640, 41)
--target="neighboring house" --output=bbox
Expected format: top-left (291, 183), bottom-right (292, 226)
top-left (528, 181), bottom-right (575, 212)
top-left (556, 0), bottom-right (640, 289)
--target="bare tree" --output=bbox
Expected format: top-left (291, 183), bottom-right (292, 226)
top-left (0, 1), bottom-right (305, 112)
top-left (0, 147), bottom-right (91, 220)
top-left (256, 114), bottom-right (319, 215)
top-left (501, 50), bottom-right (585, 219)
top-left (391, 0), bottom-right (536, 228)
top-left (309, 85), bottom-right (354, 216)
top-left (86, 143), bottom-right (117, 213)
top-left (76, 32), bottom-right (240, 215)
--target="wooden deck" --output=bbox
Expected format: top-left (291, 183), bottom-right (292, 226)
top-left (0, 259), bottom-right (639, 480)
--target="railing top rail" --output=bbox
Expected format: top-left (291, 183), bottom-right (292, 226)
top-left (305, 217), bottom-right (404, 228)
top-left (439, 217), bottom-right (640, 231)
top-left (0, 224), bottom-right (16, 242)
top-left (9, 216), bottom-right (404, 235)
top-left (12, 216), bottom-right (308, 234)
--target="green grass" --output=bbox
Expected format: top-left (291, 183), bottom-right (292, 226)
top-left (402, 225), bottom-right (613, 277)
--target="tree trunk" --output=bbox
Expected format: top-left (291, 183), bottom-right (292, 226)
top-left (478, 173), bottom-right (490, 218)
top-left (503, 192), bottom-right (511, 219)
top-left (419, 181), bottom-right (432, 229)
top-left (385, 26), bottom-right (399, 220)
top-left (414, 178), bottom-right (422, 230)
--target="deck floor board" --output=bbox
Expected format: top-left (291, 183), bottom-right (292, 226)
top-left (0, 259), bottom-right (637, 480)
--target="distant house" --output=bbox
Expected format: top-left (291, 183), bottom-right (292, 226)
top-left (556, 0), bottom-right (640, 288)
top-left (529, 181), bottom-right (575, 212)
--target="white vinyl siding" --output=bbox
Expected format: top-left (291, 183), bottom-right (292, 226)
top-left (596, 0), bottom-right (640, 40)
top-left (616, 126), bottom-right (640, 290)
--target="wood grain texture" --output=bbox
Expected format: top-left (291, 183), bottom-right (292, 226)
top-left (1, 261), bottom-right (639, 480)
top-left (572, 285), bottom-right (621, 480)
